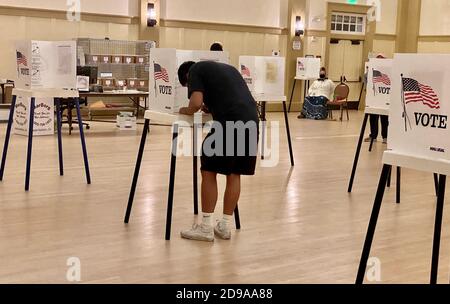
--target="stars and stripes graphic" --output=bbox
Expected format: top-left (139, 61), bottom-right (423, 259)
top-left (154, 63), bottom-right (169, 82)
top-left (241, 65), bottom-right (251, 77)
top-left (16, 51), bottom-right (28, 66)
top-left (373, 69), bottom-right (391, 86)
top-left (402, 77), bottom-right (440, 109)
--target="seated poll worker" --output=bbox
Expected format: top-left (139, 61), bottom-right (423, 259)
top-left (177, 61), bottom-right (259, 242)
top-left (298, 67), bottom-right (335, 120)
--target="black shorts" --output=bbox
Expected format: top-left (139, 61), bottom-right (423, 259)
top-left (200, 121), bottom-right (259, 176)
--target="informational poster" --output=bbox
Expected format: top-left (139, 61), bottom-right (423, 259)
top-left (13, 96), bottom-right (54, 136)
top-left (388, 54), bottom-right (450, 160)
top-left (15, 40), bottom-right (77, 90)
top-left (149, 49), bottom-right (229, 114)
top-left (296, 57), bottom-right (321, 79)
top-left (239, 56), bottom-right (285, 96)
top-left (365, 58), bottom-right (393, 110)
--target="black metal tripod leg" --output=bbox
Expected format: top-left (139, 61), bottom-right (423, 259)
top-left (165, 124), bottom-right (179, 241)
top-left (434, 173), bottom-right (439, 197)
top-left (396, 167), bottom-right (401, 204)
top-left (234, 205), bottom-right (241, 230)
top-left (288, 79), bottom-right (297, 113)
top-left (348, 113), bottom-right (369, 193)
top-left (430, 175), bottom-right (446, 284)
top-left (24, 97), bottom-right (36, 191)
top-left (356, 164), bottom-right (391, 284)
top-left (124, 119), bottom-right (150, 223)
top-left (193, 123), bottom-right (199, 215)
top-left (55, 98), bottom-right (64, 176)
top-left (0, 95), bottom-right (17, 181)
top-left (282, 100), bottom-right (295, 167)
top-left (75, 98), bottom-right (91, 185)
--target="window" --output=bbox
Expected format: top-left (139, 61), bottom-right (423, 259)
top-left (330, 12), bottom-right (366, 35)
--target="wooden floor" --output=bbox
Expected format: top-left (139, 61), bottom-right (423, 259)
top-left (0, 111), bottom-right (449, 284)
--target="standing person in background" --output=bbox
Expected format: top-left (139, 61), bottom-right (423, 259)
top-left (364, 53), bottom-right (389, 144)
top-left (210, 42), bottom-right (224, 51)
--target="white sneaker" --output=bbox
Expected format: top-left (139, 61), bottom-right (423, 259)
top-left (214, 221), bottom-right (231, 240)
top-left (181, 224), bottom-right (214, 242)
top-left (382, 138), bottom-right (387, 144)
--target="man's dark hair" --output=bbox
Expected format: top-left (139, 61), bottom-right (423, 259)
top-left (178, 61), bottom-right (196, 86)
top-left (210, 42), bottom-right (223, 51)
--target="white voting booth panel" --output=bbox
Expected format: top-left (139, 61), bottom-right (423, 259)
top-left (239, 56), bottom-right (285, 96)
top-left (365, 58), bottom-right (393, 112)
top-left (296, 57), bottom-right (321, 79)
top-left (388, 53), bottom-right (450, 169)
top-left (15, 40), bottom-right (77, 90)
top-left (149, 48), bottom-right (229, 114)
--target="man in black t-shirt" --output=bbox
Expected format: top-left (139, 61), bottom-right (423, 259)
top-left (178, 61), bottom-right (259, 242)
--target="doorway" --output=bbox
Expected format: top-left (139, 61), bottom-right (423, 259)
top-left (328, 39), bottom-right (364, 108)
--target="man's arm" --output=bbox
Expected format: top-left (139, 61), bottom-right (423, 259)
top-left (179, 91), bottom-right (203, 115)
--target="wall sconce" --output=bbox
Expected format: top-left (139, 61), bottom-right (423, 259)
top-left (147, 2), bottom-right (157, 27)
top-left (295, 16), bottom-right (305, 36)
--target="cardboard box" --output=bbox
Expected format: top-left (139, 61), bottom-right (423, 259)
top-left (137, 79), bottom-right (148, 91)
top-left (127, 78), bottom-right (138, 89)
top-left (112, 55), bottom-right (123, 64)
top-left (101, 55), bottom-right (111, 64)
top-left (15, 40), bottom-right (77, 89)
top-left (149, 49), bottom-right (229, 113)
top-left (115, 79), bottom-right (127, 90)
top-left (116, 113), bottom-right (137, 130)
top-left (86, 54), bottom-right (100, 65)
top-left (135, 55), bottom-right (148, 65)
top-left (123, 56), bottom-right (135, 64)
top-left (13, 96), bottom-right (54, 136)
top-left (239, 56), bottom-right (285, 95)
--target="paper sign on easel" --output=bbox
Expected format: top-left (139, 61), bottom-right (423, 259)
top-left (13, 96), bottom-right (54, 136)
top-left (388, 54), bottom-right (450, 160)
top-left (149, 49), bottom-right (229, 114)
top-left (15, 40), bottom-right (77, 90)
top-left (239, 56), bottom-right (285, 95)
top-left (296, 57), bottom-right (321, 79)
top-left (365, 58), bottom-right (393, 111)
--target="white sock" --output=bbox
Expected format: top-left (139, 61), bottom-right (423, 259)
top-left (201, 213), bottom-right (214, 228)
top-left (221, 214), bottom-right (233, 229)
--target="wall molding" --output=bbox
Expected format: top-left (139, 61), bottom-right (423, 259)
top-left (160, 19), bottom-right (288, 35)
top-left (305, 30), bottom-right (327, 37)
top-left (418, 35), bottom-right (450, 42)
top-left (0, 5), bottom-right (139, 25)
top-left (374, 34), bottom-right (397, 41)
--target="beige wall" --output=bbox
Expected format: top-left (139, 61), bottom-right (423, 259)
top-left (372, 39), bottom-right (396, 57)
top-left (0, 14), bottom-right (139, 79)
top-left (159, 26), bottom-right (287, 68)
top-left (0, 0), bottom-right (140, 16)
top-left (160, 0), bottom-right (288, 28)
top-left (306, 0), bottom-right (398, 35)
top-left (420, 0), bottom-right (450, 36)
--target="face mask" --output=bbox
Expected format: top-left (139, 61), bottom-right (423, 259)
top-left (320, 74), bottom-right (326, 79)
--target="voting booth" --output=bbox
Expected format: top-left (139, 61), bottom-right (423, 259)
top-left (348, 58), bottom-right (394, 192)
top-left (148, 48), bottom-right (229, 114)
top-left (15, 40), bottom-right (77, 90)
top-left (239, 56), bottom-right (285, 96)
top-left (13, 40), bottom-right (76, 136)
top-left (356, 54), bottom-right (450, 284)
top-left (365, 58), bottom-right (393, 111)
top-left (296, 57), bottom-right (321, 80)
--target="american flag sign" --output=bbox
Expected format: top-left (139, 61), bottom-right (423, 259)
top-left (402, 77), bottom-right (440, 109)
top-left (154, 63), bottom-right (169, 82)
top-left (17, 51), bottom-right (28, 66)
top-left (241, 65), bottom-right (251, 77)
top-left (373, 69), bottom-right (391, 86)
